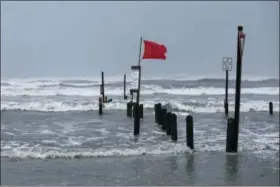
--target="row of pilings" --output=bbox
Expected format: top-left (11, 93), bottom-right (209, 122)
top-left (125, 101), bottom-right (194, 150)
top-left (97, 70), bottom-right (275, 153)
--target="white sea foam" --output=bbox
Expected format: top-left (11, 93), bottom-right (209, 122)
top-left (1, 143), bottom-right (190, 159)
top-left (1, 135), bottom-right (278, 160)
top-left (1, 85), bottom-right (278, 97)
top-left (1, 113), bottom-right (278, 161)
top-left (1, 98), bottom-right (279, 112)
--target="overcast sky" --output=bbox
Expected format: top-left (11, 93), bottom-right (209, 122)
top-left (1, 1), bottom-right (279, 78)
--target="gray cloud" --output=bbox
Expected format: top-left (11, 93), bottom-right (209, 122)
top-left (1, 1), bottom-right (279, 78)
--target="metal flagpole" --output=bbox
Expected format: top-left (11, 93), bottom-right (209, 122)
top-left (136, 37), bottom-right (143, 105)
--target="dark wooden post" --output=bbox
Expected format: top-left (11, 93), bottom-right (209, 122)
top-left (161, 109), bottom-right (167, 131)
top-left (127, 101), bottom-right (132, 117)
top-left (166, 112), bottom-right (172, 135)
top-left (133, 103), bottom-right (140, 136)
top-left (139, 104), bottom-right (143, 119)
top-left (269, 102), bottom-right (273, 115)
top-left (132, 103), bottom-right (137, 118)
top-left (226, 118), bottom-right (238, 152)
top-left (124, 74), bottom-right (127, 100)
top-left (98, 97), bottom-right (103, 115)
top-left (154, 104), bottom-right (158, 123)
top-left (186, 115), bottom-right (194, 150)
top-left (232, 25), bottom-right (245, 153)
top-left (157, 103), bottom-right (162, 125)
top-left (171, 113), bottom-right (178, 142)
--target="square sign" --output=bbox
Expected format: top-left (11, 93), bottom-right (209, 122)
top-left (222, 57), bottom-right (233, 71)
top-left (129, 71), bottom-right (139, 90)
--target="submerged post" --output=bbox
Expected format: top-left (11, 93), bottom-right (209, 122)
top-left (154, 104), bottom-right (158, 123)
top-left (155, 103), bottom-right (162, 124)
top-left (232, 25), bottom-right (246, 153)
top-left (132, 102), bottom-right (137, 118)
top-left (171, 113), bottom-right (178, 142)
top-left (127, 102), bottom-right (131, 117)
top-left (98, 97), bottom-right (103, 115)
top-left (158, 104), bottom-right (163, 126)
top-left (139, 104), bottom-right (143, 119)
top-left (269, 102), bottom-right (273, 115)
top-left (226, 117), bottom-right (238, 152)
top-left (133, 103), bottom-right (140, 136)
top-left (223, 57), bottom-right (232, 116)
top-left (124, 74), bottom-right (127, 100)
top-left (166, 112), bottom-right (172, 135)
top-left (161, 108), bottom-right (167, 131)
top-left (186, 115), bottom-right (194, 150)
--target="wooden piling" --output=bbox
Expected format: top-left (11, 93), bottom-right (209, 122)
top-left (226, 117), bottom-right (238, 152)
top-left (186, 115), bottom-right (194, 150)
top-left (224, 101), bottom-right (229, 116)
top-left (166, 112), bottom-right (172, 135)
top-left (269, 102), bottom-right (273, 115)
top-left (158, 105), bottom-right (163, 126)
top-left (171, 113), bottom-right (178, 142)
top-left (161, 109), bottom-right (167, 131)
top-left (127, 101), bottom-right (132, 117)
top-left (139, 104), bottom-right (143, 119)
top-left (157, 103), bottom-right (161, 125)
top-left (133, 103), bottom-right (140, 136)
top-left (132, 102), bottom-right (137, 118)
top-left (98, 97), bottom-right (103, 115)
top-left (154, 104), bottom-right (158, 123)
top-left (232, 25), bottom-right (245, 152)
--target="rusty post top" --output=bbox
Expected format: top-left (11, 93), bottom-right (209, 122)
top-left (238, 26), bottom-right (243, 31)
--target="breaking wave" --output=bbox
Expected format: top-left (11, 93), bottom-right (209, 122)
top-left (1, 99), bottom-right (279, 112)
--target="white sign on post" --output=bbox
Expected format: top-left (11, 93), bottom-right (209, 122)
top-left (128, 71), bottom-right (139, 90)
top-left (222, 57), bottom-right (233, 71)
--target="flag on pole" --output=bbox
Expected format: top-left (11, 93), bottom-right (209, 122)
top-left (142, 40), bottom-right (167, 60)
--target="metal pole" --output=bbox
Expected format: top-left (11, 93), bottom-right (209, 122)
top-left (225, 70), bottom-right (229, 103)
top-left (136, 37), bottom-right (143, 105)
top-left (134, 37), bottom-right (143, 136)
top-left (225, 69), bottom-right (229, 115)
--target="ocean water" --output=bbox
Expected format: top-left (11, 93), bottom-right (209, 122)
top-left (1, 74), bottom-right (279, 185)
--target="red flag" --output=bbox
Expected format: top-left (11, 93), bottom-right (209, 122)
top-left (142, 40), bottom-right (167, 60)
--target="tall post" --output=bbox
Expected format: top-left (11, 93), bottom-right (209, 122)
top-left (124, 74), bottom-right (127, 100)
top-left (101, 71), bottom-right (105, 102)
top-left (136, 37), bottom-right (143, 105)
top-left (232, 25), bottom-right (245, 153)
top-left (223, 57), bottom-right (232, 116)
top-left (133, 37), bottom-right (143, 136)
